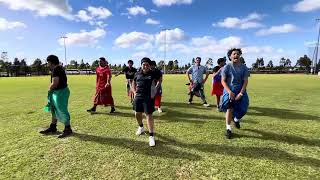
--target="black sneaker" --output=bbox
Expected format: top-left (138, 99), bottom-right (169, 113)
top-left (87, 107), bottom-right (96, 113)
top-left (110, 107), bottom-right (115, 113)
top-left (40, 123), bottom-right (57, 134)
top-left (58, 126), bottom-right (73, 138)
top-left (234, 121), bottom-right (241, 129)
top-left (225, 129), bottom-right (232, 139)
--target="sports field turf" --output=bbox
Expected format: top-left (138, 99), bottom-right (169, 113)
top-left (0, 74), bottom-right (319, 179)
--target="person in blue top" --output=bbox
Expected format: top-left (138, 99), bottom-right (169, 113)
top-left (220, 48), bottom-right (250, 139)
top-left (187, 57), bottom-right (210, 107)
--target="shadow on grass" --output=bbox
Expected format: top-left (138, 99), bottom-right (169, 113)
top-left (156, 134), bottom-right (320, 168)
top-left (241, 129), bottom-right (320, 147)
top-left (89, 107), bottom-right (219, 124)
top-left (73, 132), bottom-right (201, 160)
top-left (248, 106), bottom-right (320, 121)
top-left (157, 109), bottom-right (221, 124)
top-left (162, 101), bottom-right (216, 110)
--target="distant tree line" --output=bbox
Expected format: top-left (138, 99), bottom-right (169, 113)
top-left (250, 55), bottom-right (317, 73)
top-left (0, 55), bottom-right (317, 77)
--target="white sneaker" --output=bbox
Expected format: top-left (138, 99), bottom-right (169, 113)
top-left (149, 136), bottom-right (155, 147)
top-left (135, 126), bottom-right (144, 136)
top-left (157, 108), bottom-right (163, 113)
top-left (203, 103), bottom-right (210, 107)
top-left (234, 117), bottom-right (240, 122)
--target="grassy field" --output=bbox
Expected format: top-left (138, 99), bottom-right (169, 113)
top-left (0, 74), bottom-right (319, 179)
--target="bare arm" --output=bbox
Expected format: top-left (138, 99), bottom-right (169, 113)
top-left (132, 80), bottom-right (137, 94)
top-left (156, 76), bottom-right (163, 88)
top-left (240, 79), bottom-right (248, 94)
top-left (115, 71), bottom-right (121, 77)
top-left (49, 77), bottom-right (59, 91)
top-left (235, 78), bottom-right (248, 101)
top-left (186, 72), bottom-right (192, 82)
top-left (105, 71), bottom-right (111, 87)
top-left (203, 72), bottom-right (209, 84)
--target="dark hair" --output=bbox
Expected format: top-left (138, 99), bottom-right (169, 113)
top-left (227, 48), bottom-right (242, 61)
top-left (99, 57), bottom-right (106, 62)
top-left (141, 57), bottom-right (151, 65)
top-left (46, 55), bottom-right (60, 65)
top-left (217, 57), bottom-right (226, 64)
top-left (150, 61), bottom-right (156, 66)
top-left (196, 57), bottom-right (201, 61)
top-left (128, 60), bottom-right (133, 64)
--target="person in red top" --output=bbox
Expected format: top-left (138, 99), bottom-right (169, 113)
top-left (87, 57), bottom-right (115, 113)
top-left (211, 57), bottom-right (226, 110)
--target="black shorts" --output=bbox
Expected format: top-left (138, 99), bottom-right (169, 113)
top-left (133, 98), bottom-right (155, 114)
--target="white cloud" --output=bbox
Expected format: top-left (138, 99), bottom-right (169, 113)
top-left (75, 6), bottom-right (111, 26)
top-left (305, 41), bottom-right (318, 47)
top-left (242, 46), bottom-right (297, 65)
top-left (214, 12), bottom-right (264, 29)
top-left (58, 28), bottom-right (106, 47)
top-left (115, 32), bottom-right (154, 48)
top-left (75, 10), bottom-right (92, 22)
top-left (150, 9), bottom-right (158, 13)
top-left (87, 6), bottom-right (112, 19)
top-left (132, 51), bottom-right (148, 58)
top-left (191, 36), bottom-right (242, 55)
top-left (127, 6), bottom-right (147, 16)
top-left (153, 0), bottom-right (193, 6)
top-left (292, 0), bottom-right (320, 12)
top-left (145, 18), bottom-right (160, 25)
top-left (256, 24), bottom-right (299, 36)
top-left (0, 17), bottom-right (26, 30)
top-left (0, 0), bottom-right (73, 19)
top-left (136, 42), bottom-right (154, 50)
top-left (156, 28), bottom-right (188, 44)
top-left (95, 21), bottom-right (108, 28)
top-left (191, 36), bottom-right (216, 47)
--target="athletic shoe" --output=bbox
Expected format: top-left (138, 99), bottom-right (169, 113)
top-left (157, 108), bottom-right (163, 113)
top-left (135, 126), bottom-right (145, 136)
top-left (149, 136), bottom-right (156, 147)
top-left (87, 107), bottom-right (96, 113)
top-left (225, 129), bottom-right (232, 139)
top-left (233, 117), bottom-right (241, 129)
top-left (203, 103), bottom-right (210, 107)
top-left (110, 107), bottom-right (115, 113)
top-left (58, 126), bottom-right (73, 138)
top-left (39, 124), bottom-right (57, 134)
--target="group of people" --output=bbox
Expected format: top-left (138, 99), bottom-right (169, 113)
top-left (40, 48), bottom-right (250, 146)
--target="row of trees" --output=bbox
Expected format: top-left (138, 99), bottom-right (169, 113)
top-left (251, 55), bottom-right (315, 72)
top-left (0, 55), bottom-right (317, 76)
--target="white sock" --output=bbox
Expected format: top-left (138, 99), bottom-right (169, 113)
top-left (226, 124), bottom-right (231, 130)
top-left (234, 117), bottom-right (239, 122)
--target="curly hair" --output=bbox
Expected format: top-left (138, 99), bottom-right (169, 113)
top-left (227, 48), bottom-right (242, 61)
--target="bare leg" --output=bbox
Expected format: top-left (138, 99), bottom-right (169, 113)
top-left (146, 114), bottom-right (154, 134)
top-left (135, 112), bottom-right (143, 126)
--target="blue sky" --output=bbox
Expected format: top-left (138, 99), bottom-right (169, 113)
top-left (0, 0), bottom-right (319, 66)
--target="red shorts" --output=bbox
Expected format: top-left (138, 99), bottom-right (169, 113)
top-left (154, 95), bottom-right (162, 107)
top-left (211, 82), bottom-right (223, 96)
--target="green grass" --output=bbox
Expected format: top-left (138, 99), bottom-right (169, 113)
top-left (0, 74), bottom-right (319, 179)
